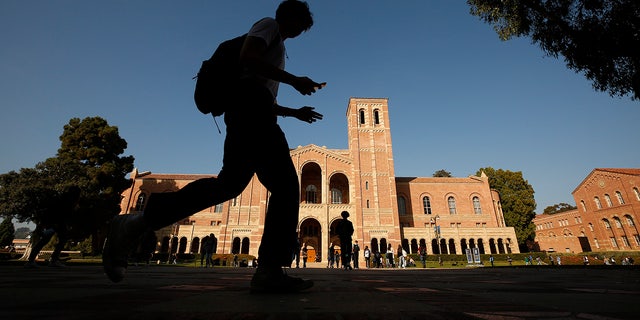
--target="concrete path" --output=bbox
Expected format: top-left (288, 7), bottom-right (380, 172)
top-left (1, 262), bottom-right (638, 320)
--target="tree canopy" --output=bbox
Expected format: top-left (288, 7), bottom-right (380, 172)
top-left (0, 117), bottom-right (134, 251)
top-left (542, 202), bottom-right (577, 215)
top-left (476, 167), bottom-right (536, 252)
top-left (468, 0), bottom-right (640, 100)
top-left (433, 169), bottom-right (452, 177)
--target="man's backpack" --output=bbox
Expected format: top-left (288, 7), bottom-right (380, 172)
top-left (194, 33), bottom-right (280, 117)
top-left (193, 34), bottom-right (248, 116)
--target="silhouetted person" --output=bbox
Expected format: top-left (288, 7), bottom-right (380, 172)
top-left (352, 240), bottom-right (360, 269)
top-left (203, 234), bottom-right (216, 268)
top-left (25, 186), bottom-right (80, 268)
top-left (327, 243), bottom-right (335, 268)
top-left (336, 211), bottom-right (354, 270)
top-left (102, 1), bottom-right (323, 293)
top-left (419, 244), bottom-right (427, 268)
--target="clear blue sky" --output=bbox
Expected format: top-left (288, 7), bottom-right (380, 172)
top-left (2, 0), bottom-right (638, 224)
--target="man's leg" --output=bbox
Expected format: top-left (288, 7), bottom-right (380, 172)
top-left (249, 125), bottom-right (313, 293)
top-left (254, 126), bottom-right (300, 269)
top-left (103, 131), bottom-right (254, 282)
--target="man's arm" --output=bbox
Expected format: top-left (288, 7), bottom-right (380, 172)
top-left (274, 104), bottom-right (323, 123)
top-left (239, 36), bottom-right (323, 95)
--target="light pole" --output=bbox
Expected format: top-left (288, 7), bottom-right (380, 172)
top-left (430, 215), bottom-right (441, 254)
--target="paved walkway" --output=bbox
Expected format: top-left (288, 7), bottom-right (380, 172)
top-left (1, 262), bottom-right (638, 320)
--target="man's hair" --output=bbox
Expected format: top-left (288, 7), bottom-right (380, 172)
top-left (276, 0), bottom-right (313, 31)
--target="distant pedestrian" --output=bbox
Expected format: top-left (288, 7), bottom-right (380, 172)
top-left (386, 244), bottom-right (394, 268)
top-left (489, 255), bottom-right (494, 267)
top-left (293, 239), bottom-right (300, 268)
top-left (556, 256), bottom-right (561, 266)
top-left (352, 240), bottom-right (360, 269)
top-left (363, 245), bottom-right (371, 268)
top-left (301, 244), bottom-right (308, 268)
top-left (419, 244), bottom-right (427, 268)
top-left (583, 255), bottom-right (590, 265)
top-left (336, 211), bottom-right (354, 270)
top-left (203, 234), bottom-right (216, 268)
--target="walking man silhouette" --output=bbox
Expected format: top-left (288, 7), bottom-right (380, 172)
top-left (336, 211), bottom-right (354, 270)
top-left (102, 0), bottom-right (324, 293)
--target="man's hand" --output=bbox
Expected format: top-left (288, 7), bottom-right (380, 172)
top-left (294, 106), bottom-right (323, 123)
top-left (292, 77), bottom-right (325, 95)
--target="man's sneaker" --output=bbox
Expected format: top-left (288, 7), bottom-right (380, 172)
top-left (250, 268), bottom-right (314, 294)
top-left (102, 213), bottom-right (145, 283)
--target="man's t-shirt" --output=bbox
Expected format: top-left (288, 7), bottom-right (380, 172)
top-left (245, 17), bottom-right (285, 100)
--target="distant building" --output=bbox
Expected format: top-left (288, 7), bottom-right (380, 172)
top-left (533, 168), bottom-right (640, 253)
top-left (119, 98), bottom-right (519, 261)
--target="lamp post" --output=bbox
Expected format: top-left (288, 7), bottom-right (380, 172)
top-left (430, 215), bottom-right (441, 254)
top-left (189, 221), bottom-right (195, 254)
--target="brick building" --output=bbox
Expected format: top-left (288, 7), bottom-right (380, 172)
top-left (119, 98), bottom-right (519, 261)
top-left (533, 168), bottom-right (640, 253)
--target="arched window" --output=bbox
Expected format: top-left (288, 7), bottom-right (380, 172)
top-left (634, 187), bottom-right (640, 201)
top-left (625, 215), bottom-right (635, 227)
top-left (603, 219), bottom-right (612, 229)
top-left (374, 109), bottom-right (380, 125)
top-left (134, 193), bottom-right (146, 211)
top-left (594, 197), bottom-right (602, 209)
top-left (398, 196), bottom-right (406, 215)
top-left (359, 109), bottom-right (366, 125)
top-left (615, 191), bottom-right (625, 204)
top-left (604, 194), bottom-right (613, 207)
top-left (214, 203), bottom-right (223, 213)
top-left (448, 196), bottom-right (457, 214)
top-left (331, 188), bottom-right (342, 204)
top-left (472, 196), bottom-right (482, 214)
top-left (580, 200), bottom-right (586, 212)
top-left (241, 237), bottom-right (250, 254)
top-left (614, 217), bottom-right (623, 228)
top-left (306, 185), bottom-right (318, 204)
top-left (422, 196), bottom-right (432, 215)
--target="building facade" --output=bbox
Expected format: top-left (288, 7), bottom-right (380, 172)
top-left (533, 168), bottom-right (640, 253)
top-left (119, 98), bottom-right (519, 261)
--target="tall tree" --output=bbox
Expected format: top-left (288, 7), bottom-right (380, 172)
top-left (0, 217), bottom-right (15, 248)
top-left (0, 117), bottom-right (134, 255)
top-left (433, 169), bottom-right (452, 177)
top-left (476, 167), bottom-right (537, 252)
top-left (468, 0), bottom-right (640, 100)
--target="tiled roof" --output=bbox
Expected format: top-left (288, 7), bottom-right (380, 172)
top-left (595, 168), bottom-right (640, 176)
top-left (140, 173), bottom-right (216, 180)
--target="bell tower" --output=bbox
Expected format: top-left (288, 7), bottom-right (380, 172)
top-left (346, 97), bottom-right (401, 250)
